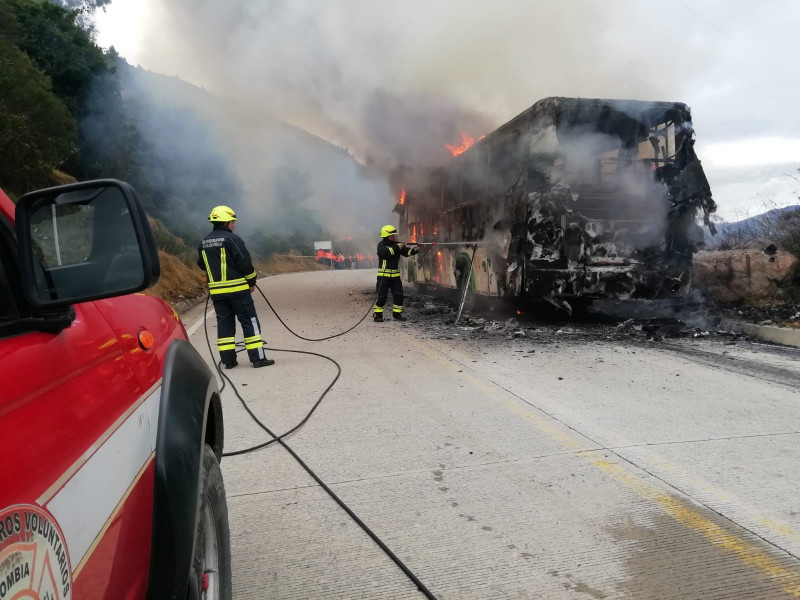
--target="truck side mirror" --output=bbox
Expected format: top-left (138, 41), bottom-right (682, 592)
top-left (15, 179), bottom-right (160, 309)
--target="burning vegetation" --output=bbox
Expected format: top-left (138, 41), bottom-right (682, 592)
top-left (397, 96), bottom-right (717, 311)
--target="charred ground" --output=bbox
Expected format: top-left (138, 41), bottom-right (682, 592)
top-left (397, 290), bottom-right (799, 355)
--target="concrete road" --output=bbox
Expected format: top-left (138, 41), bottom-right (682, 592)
top-left (183, 270), bottom-right (800, 599)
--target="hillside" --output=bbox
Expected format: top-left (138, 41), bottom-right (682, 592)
top-left (706, 205), bottom-right (800, 253)
top-left (0, 0), bottom-right (388, 304)
top-left (118, 64), bottom-right (392, 248)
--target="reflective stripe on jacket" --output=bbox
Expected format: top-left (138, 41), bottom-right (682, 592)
top-left (197, 228), bottom-right (258, 297)
top-left (376, 239), bottom-right (412, 278)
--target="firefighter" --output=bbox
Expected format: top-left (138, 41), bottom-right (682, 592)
top-left (374, 225), bottom-right (420, 322)
top-left (198, 205), bottom-right (275, 369)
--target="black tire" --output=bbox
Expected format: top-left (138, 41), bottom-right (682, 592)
top-left (190, 444), bottom-right (232, 600)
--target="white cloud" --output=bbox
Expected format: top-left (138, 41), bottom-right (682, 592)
top-left (701, 137), bottom-right (800, 168)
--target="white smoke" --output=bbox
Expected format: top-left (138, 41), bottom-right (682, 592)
top-left (113, 0), bottom-right (721, 169)
top-left (96, 0), bottom-right (800, 221)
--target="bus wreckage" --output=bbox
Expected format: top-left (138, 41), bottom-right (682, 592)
top-left (397, 96), bottom-right (717, 311)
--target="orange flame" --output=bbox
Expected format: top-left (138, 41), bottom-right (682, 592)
top-left (398, 188), bottom-right (406, 206)
top-left (410, 223), bottom-right (417, 244)
top-left (446, 131), bottom-right (475, 157)
top-left (446, 132), bottom-right (485, 157)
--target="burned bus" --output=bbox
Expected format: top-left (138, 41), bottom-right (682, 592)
top-left (397, 96), bottom-right (717, 310)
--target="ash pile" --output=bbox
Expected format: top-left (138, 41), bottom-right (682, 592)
top-left (404, 294), bottom-right (747, 345)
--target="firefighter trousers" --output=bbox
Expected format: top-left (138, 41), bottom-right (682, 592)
top-left (374, 277), bottom-right (404, 315)
top-left (213, 294), bottom-right (266, 364)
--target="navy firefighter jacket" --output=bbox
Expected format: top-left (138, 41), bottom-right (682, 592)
top-left (376, 239), bottom-right (414, 278)
top-left (197, 227), bottom-right (258, 297)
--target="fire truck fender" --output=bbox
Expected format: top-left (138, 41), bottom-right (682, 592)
top-left (146, 338), bottom-right (223, 600)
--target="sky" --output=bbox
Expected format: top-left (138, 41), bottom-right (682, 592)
top-left (94, 0), bottom-right (800, 221)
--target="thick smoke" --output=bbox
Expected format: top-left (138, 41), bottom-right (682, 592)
top-left (555, 128), bottom-right (672, 249)
top-left (96, 0), bottom-right (736, 250)
top-left (128, 0), bottom-right (717, 166)
top-left (90, 62), bottom-right (394, 251)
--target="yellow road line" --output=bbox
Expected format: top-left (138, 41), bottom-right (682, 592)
top-left (405, 335), bottom-right (800, 597)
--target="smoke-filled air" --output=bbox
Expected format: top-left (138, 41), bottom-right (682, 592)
top-left (90, 0), bottom-right (743, 254)
top-left (84, 0), bottom-right (800, 254)
top-left (6, 0), bottom-right (799, 260)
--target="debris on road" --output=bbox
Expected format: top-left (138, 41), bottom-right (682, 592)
top-left (405, 293), bottom-right (750, 346)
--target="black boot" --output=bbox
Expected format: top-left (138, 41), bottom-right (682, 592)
top-left (253, 358), bottom-right (275, 368)
top-left (393, 313), bottom-right (406, 321)
top-left (224, 361), bottom-right (238, 370)
top-left (373, 313), bottom-right (384, 322)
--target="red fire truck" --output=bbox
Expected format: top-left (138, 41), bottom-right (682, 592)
top-left (0, 180), bottom-right (230, 599)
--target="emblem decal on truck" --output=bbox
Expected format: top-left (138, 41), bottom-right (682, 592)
top-left (0, 504), bottom-right (72, 600)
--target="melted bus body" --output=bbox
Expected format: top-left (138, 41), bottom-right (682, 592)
top-left (399, 97), bottom-right (716, 306)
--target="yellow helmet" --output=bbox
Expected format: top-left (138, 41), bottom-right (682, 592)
top-left (209, 205), bottom-right (238, 222)
top-left (380, 225), bottom-right (397, 238)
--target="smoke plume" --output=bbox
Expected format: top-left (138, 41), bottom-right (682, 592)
top-left (95, 0), bottom-right (743, 251)
top-left (128, 1), bottom-right (718, 168)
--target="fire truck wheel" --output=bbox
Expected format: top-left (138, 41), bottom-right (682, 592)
top-left (191, 444), bottom-right (232, 600)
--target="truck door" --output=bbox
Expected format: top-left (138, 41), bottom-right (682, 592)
top-left (0, 208), bottom-right (156, 599)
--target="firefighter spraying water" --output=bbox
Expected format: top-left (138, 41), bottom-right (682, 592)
top-left (374, 225), bottom-right (421, 322)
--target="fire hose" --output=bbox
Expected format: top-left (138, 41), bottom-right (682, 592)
top-left (201, 285), bottom-right (439, 600)
top-left (401, 240), bottom-right (489, 246)
top-left (401, 242), bottom-right (478, 324)
top-left (455, 246), bottom-right (478, 325)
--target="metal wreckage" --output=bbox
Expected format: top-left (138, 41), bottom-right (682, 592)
top-left (396, 96), bottom-right (717, 311)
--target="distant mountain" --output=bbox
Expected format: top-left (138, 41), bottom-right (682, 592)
top-left (705, 205), bottom-right (800, 248)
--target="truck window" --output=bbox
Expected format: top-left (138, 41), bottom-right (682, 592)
top-left (26, 187), bottom-right (144, 300)
top-left (30, 202), bottom-right (94, 268)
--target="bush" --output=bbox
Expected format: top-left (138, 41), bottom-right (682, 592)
top-left (717, 196), bottom-right (800, 258)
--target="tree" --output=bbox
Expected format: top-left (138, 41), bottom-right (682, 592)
top-left (718, 194), bottom-right (800, 258)
top-left (0, 0), bottom-right (245, 263)
top-left (76, 58), bottom-right (244, 249)
top-left (51, 0), bottom-right (111, 10)
top-left (0, 35), bottom-right (76, 194)
top-left (1, 0), bottom-right (110, 114)
top-left (48, 0), bottom-right (113, 31)
top-left (76, 49), bottom-right (137, 181)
